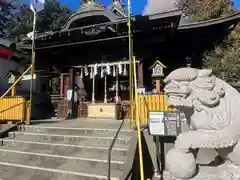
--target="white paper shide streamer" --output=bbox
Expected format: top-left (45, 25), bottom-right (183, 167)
top-left (84, 66), bottom-right (89, 76)
top-left (113, 65), bottom-right (116, 77)
top-left (100, 66), bottom-right (104, 78)
top-left (94, 64), bottom-right (98, 76)
top-left (118, 63), bottom-right (122, 75)
top-left (123, 64), bottom-right (127, 76)
top-left (80, 67), bottom-right (83, 78)
top-left (90, 67), bottom-right (93, 79)
top-left (106, 64), bottom-right (111, 75)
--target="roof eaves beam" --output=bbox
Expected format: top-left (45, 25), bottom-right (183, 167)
top-left (35, 35), bottom-right (128, 50)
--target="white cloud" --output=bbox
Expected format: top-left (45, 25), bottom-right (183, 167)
top-left (143, 0), bottom-right (178, 15)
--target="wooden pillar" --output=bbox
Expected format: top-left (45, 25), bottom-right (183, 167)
top-left (138, 61), bottom-right (144, 88)
top-left (156, 79), bottom-right (161, 93)
top-left (64, 76), bottom-right (69, 99)
top-left (60, 74), bottom-right (64, 98)
top-left (11, 85), bottom-right (16, 96)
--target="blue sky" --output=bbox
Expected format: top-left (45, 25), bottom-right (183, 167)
top-left (60, 0), bottom-right (239, 14)
top-left (236, 0), bottom-right (240, 8)
top-left (23, 0), bottom-right (239, 15)
top-left (60, 0), bottom-right (147, 15)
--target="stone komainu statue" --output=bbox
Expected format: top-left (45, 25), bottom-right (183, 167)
top-left (163, 68), bottom-right (240, 179)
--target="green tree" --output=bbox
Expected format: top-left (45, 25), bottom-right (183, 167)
top-left (179, 0), bottom-right (240, 86)
top-left (203, 25), bottom-right (240, 85)
top-left (0, 0), bottom-right (17, 36)
top-left (7, 0), bottom-right (72, 36)
top-left (177, 0), bottom-right (233, 21)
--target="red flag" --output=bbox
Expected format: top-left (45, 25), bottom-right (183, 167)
top-left (0, 47), bottom-right (14, 59)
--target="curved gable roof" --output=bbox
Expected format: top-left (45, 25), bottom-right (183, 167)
top-left (62, 3), bottom-right (119, 30)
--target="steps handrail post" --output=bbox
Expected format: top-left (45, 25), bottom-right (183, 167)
top-left (108, 119), bottom-right (125, 180)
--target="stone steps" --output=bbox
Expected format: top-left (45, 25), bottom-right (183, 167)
top-left (0, 149), bottom-right (124, 175)
top-left (0, 161), bottom-right (119, 180)
top-left (18, 125), bottom-right (133, 137)
top-left (0, 139), bottom-right (127, 161)
top-left (0, 120), bottom-right (133, 180)
top-left (8, 132), bottom-right (130, 147)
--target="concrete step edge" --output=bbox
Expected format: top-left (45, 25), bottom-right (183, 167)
top-left (1, 139), bottom-right (128, 151)
top-left (22, 125), bottom-right (132, 132)
top-left (9, 132), bottom-right (132, 140)
top-left (0, 148), bottom-right (124, 164)
top-left (0, 161), bottom-right (119, 180)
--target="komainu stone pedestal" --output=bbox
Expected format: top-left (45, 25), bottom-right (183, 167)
top-left (163, 164), bottom-right (240, 180)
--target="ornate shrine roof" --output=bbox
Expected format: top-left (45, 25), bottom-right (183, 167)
top-left (17, 2), bottom-right (240, 51)
top-left (62, 2), bottom-right (123, 30)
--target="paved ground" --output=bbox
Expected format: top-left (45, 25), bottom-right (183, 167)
top-left (31, 118), bottom-right (131, 130)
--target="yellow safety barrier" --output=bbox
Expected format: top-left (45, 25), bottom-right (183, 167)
top-left (0, 65), bottom-right (32, 124)
top-left (0, 97), bottom-right (26, 121)
top-left (137, 93), bottom-right (177, 126)
top-left (0, 65), bottom-right (32, 100)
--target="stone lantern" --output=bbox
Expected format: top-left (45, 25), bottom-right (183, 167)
top-left (149, 60), bottom-right (166, 93)
top-left (5, 70), bottom-right (21, 96)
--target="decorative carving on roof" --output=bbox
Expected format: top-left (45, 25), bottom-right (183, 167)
top-left (82, 25), bottom-right (105, 36)
top-left (80, 0), bottom-right (96, 6)
top-left (109, 0), bottom-right (126, 17)
top-left (62, 1), bottom-right (119, 30)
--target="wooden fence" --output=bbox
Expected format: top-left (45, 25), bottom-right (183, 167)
top-left (0, 96), bottom-right (29, 123)
top-left (136, 93), bottom-right (176, 126)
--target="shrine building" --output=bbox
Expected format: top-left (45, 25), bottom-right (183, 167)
top-left (18, 0), bottom-right (240, 120)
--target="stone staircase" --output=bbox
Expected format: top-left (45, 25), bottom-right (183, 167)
top-left (0, 119), bottom-right (135, 180)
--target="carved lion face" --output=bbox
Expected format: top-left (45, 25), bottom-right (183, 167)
top-left (164, 68), bottom-right (224, 113)
top-left (164, 80), bottom-right (193, 110)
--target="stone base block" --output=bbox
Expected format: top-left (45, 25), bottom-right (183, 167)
top-left (162, 164), bottom-right (240, 180)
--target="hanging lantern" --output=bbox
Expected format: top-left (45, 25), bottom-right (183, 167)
top-left (106, 64), bottom-right (111, 75)
top-left (123, 63), bottom-right (127, 76)
top-left (80, 67), bottom-right (83, 78)
top-left (113, 65), bottom-right (116, 77)
top-left (84, 66), bottom-right (89, 76)
top-left (94, 64), bottom-right (98, 76)
top-left (118, 63), bottom-right (122, 75)
top-left (90, 67), bottom-right (93, 79)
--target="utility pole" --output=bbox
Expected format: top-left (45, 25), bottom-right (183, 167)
top-left (29, 10), bottom-right (37, 121)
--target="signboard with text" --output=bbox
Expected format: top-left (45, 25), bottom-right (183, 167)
top-left (148, 111), bottom-right (181, 136)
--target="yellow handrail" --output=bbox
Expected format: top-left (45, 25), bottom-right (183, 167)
top-left (133, 56), bottom-right (144, 180)
top-left (0, 65), bottom-right (32, 99)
